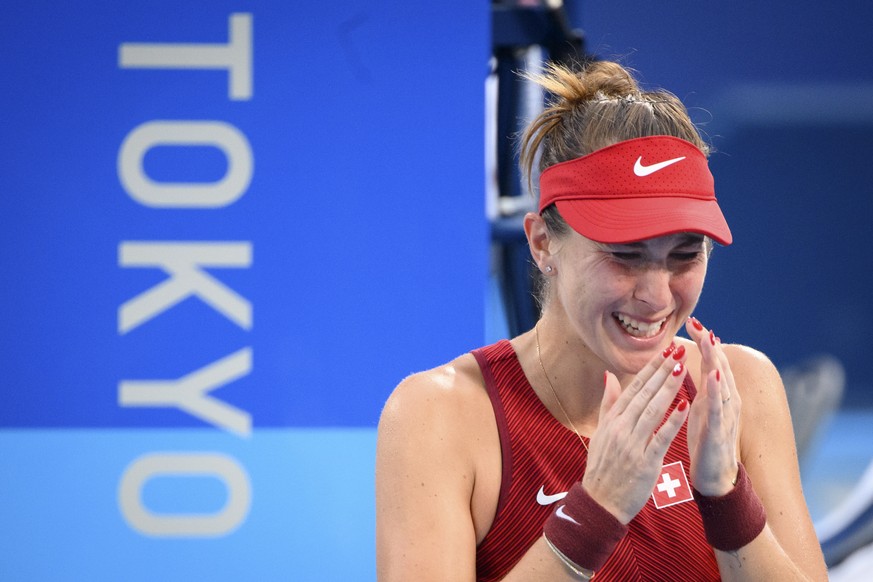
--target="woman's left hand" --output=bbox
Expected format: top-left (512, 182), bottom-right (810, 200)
top-left (684, 317), bottom-right (740, 496)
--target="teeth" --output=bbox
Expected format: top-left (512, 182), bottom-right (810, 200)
top-left (615, 313), bottom-right (665, 338)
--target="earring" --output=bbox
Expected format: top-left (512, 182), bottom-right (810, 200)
top-left (545, 265), bottom-right (553, 273)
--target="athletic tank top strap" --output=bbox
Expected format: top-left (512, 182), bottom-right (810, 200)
top-left (471, 340), bottom-right (515, 518)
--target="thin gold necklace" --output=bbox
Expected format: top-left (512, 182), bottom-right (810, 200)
top-left (535, 321), bottom-right (589, 453)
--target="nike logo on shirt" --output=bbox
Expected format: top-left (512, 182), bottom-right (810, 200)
top-left (536, 485), bottom-right (568, 506)
top-left (633, 155), bottom-right (686, 176)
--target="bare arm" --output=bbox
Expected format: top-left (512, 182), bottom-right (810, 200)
top-left (724, 345), bottom-right (828, 580)
top-left (375, 367), bottom-right (480, 581)
top-left (375, 360), bottom-right (590, 582)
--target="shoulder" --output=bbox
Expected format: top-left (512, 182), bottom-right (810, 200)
top-left (375, 352), bottom-right (500, 576)
top-left (722, 342), bottom-right (784, 398)
top-left (721, 343), bottom-right (794, 457)
top-left (378, 352), bottom-right (491, 446)
top-left (375, 351), bottom-right (501, 526)
top-left (723, 342), bottom-right (778, 371)
top-left (678, 337), bottom-right (781, 391)
top-left (678, 337), bottom-right (790, 446)
top-left (382, 352), bottom-right (488, 414)
top-left (680, 337), bottom-right (782, 396)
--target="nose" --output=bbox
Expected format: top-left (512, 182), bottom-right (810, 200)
top-left (632, 266), bottom-right (673, 312)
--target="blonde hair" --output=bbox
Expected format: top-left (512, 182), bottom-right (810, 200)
top-left (520, 60), bottom-right (712, 308)
top-left (520, 60), bottom-right (709, 199)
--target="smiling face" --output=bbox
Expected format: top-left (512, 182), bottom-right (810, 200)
top-left (548, 230), bottom-right (709, 376)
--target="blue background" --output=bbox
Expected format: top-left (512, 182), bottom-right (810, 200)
top-left (1, 2), bottom-right (487, 580)
top-left (2, 1), bottom-right (871, 580)
top-left (1, 1), bottom-right (488, 429)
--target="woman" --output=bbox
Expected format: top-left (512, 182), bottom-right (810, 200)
top-left (375, 60), bottom-right (827, 580)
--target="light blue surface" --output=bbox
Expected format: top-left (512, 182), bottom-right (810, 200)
top-left (0, 429), bottom-right (377, 581)
top-left (802, 411), bottom-right (873, 524)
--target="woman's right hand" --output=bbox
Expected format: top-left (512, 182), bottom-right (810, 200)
top-left (581, 344), bottom-right (691, 524)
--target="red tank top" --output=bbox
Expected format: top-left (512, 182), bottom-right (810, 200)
top-left (472, 340), bottom-right (720, 581)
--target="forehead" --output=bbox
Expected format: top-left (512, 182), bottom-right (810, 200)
top-left (602, 233), bottom-right (706, 248)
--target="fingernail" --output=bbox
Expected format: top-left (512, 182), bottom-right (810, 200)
top-left (604, 370), bottom-right (609, 386)
top-left (691, 317), bottom-right (704, 331)
top-left (716, 370), bottom-right (721, 382)
top-left (709, 330), bottom-right (716, 345)
top-left (677, 399), bottom-right (688, 412)
top-left (716, 336), bottom-right (721, 344)
top-left (672, 362), bottom-right (684, 376)
top-left (672, 345), bottom-right (686, 360)
top-left (662, 342), bottom-right (676, 358)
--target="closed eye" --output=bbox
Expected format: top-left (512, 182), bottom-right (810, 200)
top-left (670, 251), bottom-right (703, 261)
top-left (611, 252), bottom-right (642, 261)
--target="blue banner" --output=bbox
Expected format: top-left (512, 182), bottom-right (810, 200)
top-left (1, 2), bottom-right (488, 429)
top-left (1, 2), bottom-right (488, 579)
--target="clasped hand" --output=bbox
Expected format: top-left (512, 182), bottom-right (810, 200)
top-left (581, 317), bottom-right (739, 524)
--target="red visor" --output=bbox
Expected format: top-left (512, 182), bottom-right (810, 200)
top-left (538, 136), bottom-right (732, 245)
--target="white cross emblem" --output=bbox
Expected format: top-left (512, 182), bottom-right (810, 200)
top-left (657, 472), bottom-right (682, 498)
top-left (651, 460), bottom-right (694, 509)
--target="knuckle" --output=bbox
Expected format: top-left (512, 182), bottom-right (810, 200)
top-left (642, 401), bottom-right (661, 420)
top-left (626, 377), bottom-right (644, 394)
top-left (641, 375), bottom-right (667, 399)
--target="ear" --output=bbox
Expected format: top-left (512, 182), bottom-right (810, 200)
top-left (523, 212), bottom-right (553, 273)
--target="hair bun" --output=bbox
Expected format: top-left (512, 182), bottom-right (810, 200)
top-left (575, 61), bottom-right (640, 100)
top-left (533, 61), bottom-right (640, 106)
top-left (519, 59), bottom-right (706, 197)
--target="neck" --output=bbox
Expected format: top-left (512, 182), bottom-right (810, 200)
top-left (533, 316), bottom-right (605, 429)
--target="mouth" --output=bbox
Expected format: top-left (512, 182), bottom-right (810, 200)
top-left (613, 312), bottom-right (668, 339)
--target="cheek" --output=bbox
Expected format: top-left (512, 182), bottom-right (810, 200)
top-left (673, 265), bottom-right (707, 304)
top-left (570, 269), bottom-right (634, 313)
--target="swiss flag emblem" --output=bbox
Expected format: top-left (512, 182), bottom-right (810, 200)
top-left (651, 461), bottom-right (694, 509)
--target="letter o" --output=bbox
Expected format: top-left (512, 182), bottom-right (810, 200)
top-left (118, 120), bottom-right (253, 208)
top-left (118, 452), bottom-right (251, 537)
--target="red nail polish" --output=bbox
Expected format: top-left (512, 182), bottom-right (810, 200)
top-left (691, 317), bottom-right (704, 331)
top-left (716, 370), bottom-right (721, 382)
top-left (677, 399), bottom-right (688, 412)
top-left (672, 362), bottom-right (684, 376)
top-left (662, 343), bottom-right (675, 358)
top-left (672, 345), bottom-right (686, 360)
top-left (709, 330), bottom-right (716, 345)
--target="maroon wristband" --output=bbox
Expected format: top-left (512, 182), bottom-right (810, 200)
top-left (693, 462), bottom-right (767, 552)
top-left (542, 482), bottom-right (628, 571)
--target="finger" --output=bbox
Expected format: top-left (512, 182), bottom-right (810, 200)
top-left (700, 330), bottom-right (721, 374)
top-left (686, 317), bottom-right (720, 368)
top-left (697, 330), bottom-right (729, 400)
top-left (630, 360), bottom-right (687, 442)
top-left (608, 341), bottom-right (679, 417)
top-left (717, 364), bottom-right (741, 412)
top-left (697, 327), bottom-right (737, 405)
top-left (645, 397), bottom-right (690, 459)
top-left (620, 345), bottom-right (688, 424)
top-left (685, 316), bottom-right (707, 345)
top-left (704, 368), bottom-right (725, 421)
top-left (599, 370), bottom-right (622, 420)
top-left (715, 369), bottom-right (731, 403)
top-left (711, 337), bottom-right (738, 401)
top-left (689, 317), bottom-right (734, 401)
